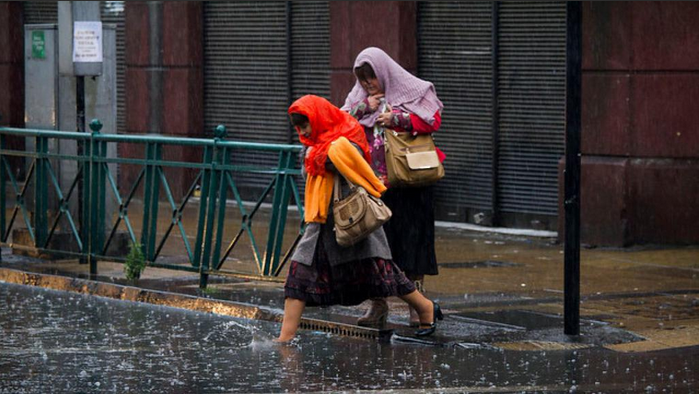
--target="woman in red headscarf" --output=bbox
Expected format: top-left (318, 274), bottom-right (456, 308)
top-left (276, 95), bottom-right (442, 342)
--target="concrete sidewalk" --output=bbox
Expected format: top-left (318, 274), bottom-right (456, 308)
top-left (2, 221), bottom-right (698, 354)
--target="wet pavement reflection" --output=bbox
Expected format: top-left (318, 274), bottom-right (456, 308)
top-left (1, 283), bottom-right (697, 393)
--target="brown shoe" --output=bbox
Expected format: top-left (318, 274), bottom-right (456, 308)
top-left (357, 298), bottom-right (389, 328)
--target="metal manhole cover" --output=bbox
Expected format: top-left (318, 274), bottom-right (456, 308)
top-left (493, 340), bottom-right (593, 351)
top-left (439, 260), bottom-right (520, 269)
top-left (458, 310), bottom-right (563, 330)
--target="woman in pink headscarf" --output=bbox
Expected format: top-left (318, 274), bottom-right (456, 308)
top-left (342, 47), bottom-right (445, 329)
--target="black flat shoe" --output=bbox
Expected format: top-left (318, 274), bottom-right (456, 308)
top-left (415, 302), bottom-right (443, 337)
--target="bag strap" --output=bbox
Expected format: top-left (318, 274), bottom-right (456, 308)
top-left (333, 174), bottom-right (342, 203)
top-left (332, 173), bottom-right (357, 203)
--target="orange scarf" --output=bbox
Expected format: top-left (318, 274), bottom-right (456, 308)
top-left (288, 95), bottom-right (384, 223)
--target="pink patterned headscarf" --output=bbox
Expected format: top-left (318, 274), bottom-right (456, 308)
top-left (341, 47), bottom-right (443, 128)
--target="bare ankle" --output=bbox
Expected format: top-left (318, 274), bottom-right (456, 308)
top-left (418, 300), bottom-right (433, 321)
top-left (275, 335), bottom-right (294, 343)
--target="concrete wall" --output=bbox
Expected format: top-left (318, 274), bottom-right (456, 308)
top-left (560, 2), bottom-right (699, 246)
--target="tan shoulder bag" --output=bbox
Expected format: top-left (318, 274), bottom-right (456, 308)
top-left (383, 129), bottom-right (445, 188)
top-left (377, 98), bottom-right (445, 188)
top-left (332, 174), bottom-right (392, 247)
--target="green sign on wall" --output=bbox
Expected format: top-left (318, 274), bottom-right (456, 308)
top-left (32, 31), bottom-right (45, 59)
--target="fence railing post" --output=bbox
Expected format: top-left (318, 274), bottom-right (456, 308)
top-left (141, 141), bottom-right (162, 263)
top-left (0, 131), bottom-right (6, 250)
top-left (211, 126), bottom-right (229, 276)
top-left (87, 119), bottom-right (106, 275)
top-left (79, 130), bottom-right (90, 265)
top-left (263, 150), bottom-right (295, 276)
top-left (198, 125), bottom-right (227, 288)
top-left (194, 145), bottom-right (213, 268)
top-left (34, 134), bottom-right (49, 249)
top-left (0, 131), bottom-right (6, 262)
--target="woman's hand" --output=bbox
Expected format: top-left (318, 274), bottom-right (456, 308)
top-left (366, 93), bottom-right (385, 112)
top-left (377, 111), bottom-right (393, 128)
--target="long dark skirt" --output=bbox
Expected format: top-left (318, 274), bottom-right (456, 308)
top-left (284, 238), bottom-right (416, 307)
top-left (382, 185), bottom-right (439, 276)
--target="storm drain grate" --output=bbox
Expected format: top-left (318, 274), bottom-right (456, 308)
top-left (299, 318), bottom-right (393, 341)
top-left (439, 260), bottom-right (521, 269)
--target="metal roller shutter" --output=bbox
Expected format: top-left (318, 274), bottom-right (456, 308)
top-left (23, 2), bottom-right (58, 24)
top-left (290, 2), bottom-right (330, 101)
top-left (418, 2), bottom-right (495, 218)
top-left (419, 1), bottom-right (565, 227)
top-left (204, 1), bottom-right (330, 196)
top-left (497, 2), bottom-right (565, 216)
top-left (289, 2), bottom-right (330, 197)
top-left (204, 2), bottom-right (290, 195)
top-left (204, 2), bottom-right (288, 141)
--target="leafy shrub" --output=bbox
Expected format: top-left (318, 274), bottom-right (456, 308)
top-left (124, 242), bottom-right (146, 281)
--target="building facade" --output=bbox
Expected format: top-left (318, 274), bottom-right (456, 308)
top-left (571, 2), bottom-right (699, 246)
top-left (1, 1), bottom-right (697, 246)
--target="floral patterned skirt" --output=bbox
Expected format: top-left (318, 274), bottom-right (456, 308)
top-left (284, 238), bottom-right (416, 307)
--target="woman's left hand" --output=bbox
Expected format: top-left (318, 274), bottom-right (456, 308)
top-left (377, 111), bottom-right (393, 128)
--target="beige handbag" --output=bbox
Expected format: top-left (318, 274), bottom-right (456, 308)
top-left (383, 129), bottom-right (445, 188)
top-left (332, 174), bottom-right (392, 247)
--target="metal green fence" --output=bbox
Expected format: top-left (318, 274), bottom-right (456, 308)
top-left (0, 119), bottom-right (304, 287)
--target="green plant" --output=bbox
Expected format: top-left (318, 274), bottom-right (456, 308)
top-left (124, 242), bottom-right (146, 281)
top-left (201, 286), bottom-right (219, 296)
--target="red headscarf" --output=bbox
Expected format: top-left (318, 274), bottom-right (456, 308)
top-left (289, 95), bottom-right (371, 176)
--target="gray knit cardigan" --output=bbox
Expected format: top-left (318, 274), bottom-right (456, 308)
top-left (290, 146), bottom-right (392, 267)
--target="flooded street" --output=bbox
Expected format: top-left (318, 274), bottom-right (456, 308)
top-left (2, 1), bottom-right (698, 393)
top-left (1, 282), bottom-right (697, 393)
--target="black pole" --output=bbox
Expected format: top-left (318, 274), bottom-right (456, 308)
top-left (490, 2), bottom-right (500, 227)
top-left (564, 2), bottom-right (582, 336)
top-left (77, 75), bottom-right (87, 266)
top-left (77, 76), bottom-right (86, 133)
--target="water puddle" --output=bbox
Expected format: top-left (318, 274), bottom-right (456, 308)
top-left (1, 282), bottom-right (697, 393)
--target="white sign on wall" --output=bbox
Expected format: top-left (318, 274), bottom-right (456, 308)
top-left (72, 21), bottom-right (103, 63)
